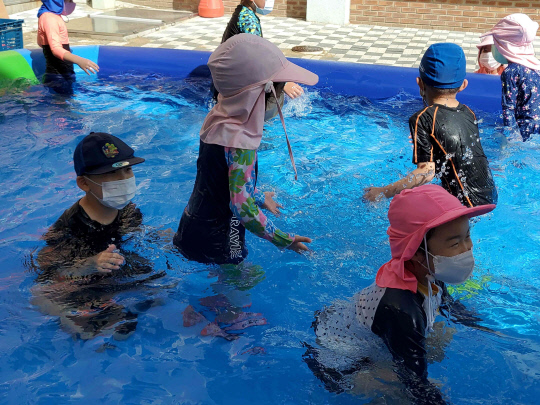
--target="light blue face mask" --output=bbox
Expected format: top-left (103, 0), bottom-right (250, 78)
top-left (492, 44), bottom-right (509, 65)
top-left (255, 0), bottom-right (274, 15)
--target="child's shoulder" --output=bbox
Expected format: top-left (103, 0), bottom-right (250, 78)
top-left (409, 105), bottom-right (436, 125)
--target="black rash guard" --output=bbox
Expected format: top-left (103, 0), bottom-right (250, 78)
top-left (35, 201), bottom-right (164, 339)
top-left (173, 141), bottom-right (250, 264)
top-left (410, 103), bottom-right (498, 207)
top-left (42, 44), bottom-right (76, 94)
top-left (305, 281), bottom-right (494, 404)
top-left (37, 200), bottom-right (154, 282)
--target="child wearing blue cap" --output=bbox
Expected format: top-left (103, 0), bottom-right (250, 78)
top-left (364, 43), bottom-right (498, 208)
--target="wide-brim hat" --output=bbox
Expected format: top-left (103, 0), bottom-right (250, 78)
top-left (376, 185), bottom-right (495, 293)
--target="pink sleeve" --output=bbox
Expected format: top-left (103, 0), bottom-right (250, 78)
top-left (40, 14), bottom-right (68, 60)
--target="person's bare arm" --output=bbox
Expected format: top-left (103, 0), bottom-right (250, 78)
top-left (363, 162), bottom-right (436, 202)
top-left (62, 53), bottom-right (99, 75)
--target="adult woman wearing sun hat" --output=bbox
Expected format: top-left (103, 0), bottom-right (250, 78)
top-left (37, 0), bottom-right (99, 93)
top-left (307, 185), bottom-right (495, 403)
top-left (173, 34), bottom-right (319, 265)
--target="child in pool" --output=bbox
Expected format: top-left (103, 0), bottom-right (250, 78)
top-left (364, 43), bottom-right (498, 208)
top-left (219, 0), bottom-right (303, 100)
top-left (475, 35), bottom-right (505, 75)
top-left (483, 14), bottom-right (540, 141)
top-left (34, 132), bottom-right (166, 339)
top-left (307, 185), bottom-right (496, 404)
top-left (37, 0), bottom-right (99, 93)
top-left (173, 34), bottom-right (318, 265)
top-left (37, 132), bottom-right (147, 282)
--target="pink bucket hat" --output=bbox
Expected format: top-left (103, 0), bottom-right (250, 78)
top-left (476, 35), bottom-right (494, 50)
top-left (481, 13), bottom-right (540, 71)
top-left (200, 34), bottom-right (318, 178)
top-left (375, 185), bottom-right (495, 293)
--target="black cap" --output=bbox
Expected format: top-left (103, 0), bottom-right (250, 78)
top-left (73, 132), bottom-right (145, 176)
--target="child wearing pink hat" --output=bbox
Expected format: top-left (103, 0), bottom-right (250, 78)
top-left (475, 35), bottom-right (505, 75)
top-left (482, 13), bottom-right (540, 141)
top-left (173, 34), bottom-right (318, 265)
top-left (306, 185), bottom-right (495, 402)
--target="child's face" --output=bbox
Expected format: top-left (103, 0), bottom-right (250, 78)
top-left (480, 46), bottom-right (491, 54)
top-left (421, 216), bottom-right (472, 277)
top-left (80, 167), bottom-right (134, 199)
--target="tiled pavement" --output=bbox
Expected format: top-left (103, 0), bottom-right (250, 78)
top-left (12, 5), bottom-right (540, 72)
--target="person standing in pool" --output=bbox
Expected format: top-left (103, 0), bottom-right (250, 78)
top-left (37, 0), bottom-right (99, 94)
top-left (173, 34), bottom-right (318, 265)
top-left (306, 185), bottom-right (496, 404)
top-left (483, 14), bottom-right (540, 141)
top-left (217, 0), bottom-right (303, 101)
top-left (364, 43), bottom-right (498, 208)
top-left (33, 132), bottom-right (164, 339)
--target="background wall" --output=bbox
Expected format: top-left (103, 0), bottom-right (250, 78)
top-left (349, 0), bottom-right (540, 32)
top-left (133, 0), bottom-right (307, 19)
top-left (117, 0), bottom-right (540, 32)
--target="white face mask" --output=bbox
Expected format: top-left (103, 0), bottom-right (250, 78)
top-left (419, 235), bottom-right (474, 333)
top-left (431, 249), bottom-right (475, 284)
top-left (85, 176), bottom-right (137, 210)
top-left (255, 0), bottom-right (274, 15)
top-left (479, 52), bottom-right (501, 70)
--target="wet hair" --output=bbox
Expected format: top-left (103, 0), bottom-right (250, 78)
top-left (241, 0), bottom-right (256, 11)
top-left (425, 83), bottom-right (461, 97)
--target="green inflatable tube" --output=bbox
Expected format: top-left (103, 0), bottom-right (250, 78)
top-left (0, 50), bottom-right (38, 84)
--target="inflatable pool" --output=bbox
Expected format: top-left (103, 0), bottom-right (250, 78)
top-left (1, 45), bottom-right (503, 111)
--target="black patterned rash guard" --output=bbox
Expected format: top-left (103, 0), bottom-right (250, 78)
top-left (410, 103), bottom-right (498, 207)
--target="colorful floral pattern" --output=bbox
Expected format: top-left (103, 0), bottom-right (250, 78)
top-left (225, 147), bottom-right (294, 249)
top-left (238, 6), bottom-right (262, 36)
top-left (501, 63), bottom-right (540, 141)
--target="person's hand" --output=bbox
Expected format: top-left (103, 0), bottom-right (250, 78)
top-left (284, 82), bottom-right (304, 99)
top-left (287, 235), bottom-right (312, 254)
top-left (93, 244), bottom-right (124, 273)
top-left (262, 192), bottom-right (282, 215)
top-left (77, 58), bottom-right (99, 75)
top-left (363, 187), bottom-right (386, 202)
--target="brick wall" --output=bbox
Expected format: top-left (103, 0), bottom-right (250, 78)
top-left (131, 0), bottom-right (306, 19)
top-left (350, 0), bottom-right (540, 32)
top-left (124, 0), bottom-right (540, 32)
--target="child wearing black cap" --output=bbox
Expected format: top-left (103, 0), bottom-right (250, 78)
top-left (37, 132), bottom-right (146, 281)
top-left (364, 43), bottom-right (498, 208)
top-left (33, 132), bottom-right (163, 340)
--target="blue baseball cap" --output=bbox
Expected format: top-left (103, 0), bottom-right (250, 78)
top-left (73, 132), bottom-right (145, 176)
top-left (419, 43), bottom-right (466, 89)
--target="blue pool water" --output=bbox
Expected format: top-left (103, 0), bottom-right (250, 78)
top-left (0, 74), bottom-right (539, 404)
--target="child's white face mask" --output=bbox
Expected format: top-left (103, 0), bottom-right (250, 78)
top-left (430, 249), bottom-right (475, 284)
top-left (85, 176), bottom-right (137, 210)
top-left (479, 52), bottom-right (501, 70)
top-left (256, 0), bottom-right (274, 15)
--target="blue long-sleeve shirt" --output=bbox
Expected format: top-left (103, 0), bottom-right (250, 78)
top-left (501, 63), bottom-right (540, 141)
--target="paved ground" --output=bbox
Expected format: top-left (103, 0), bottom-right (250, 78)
top-left (12, 3), bottom-right (540, 72)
